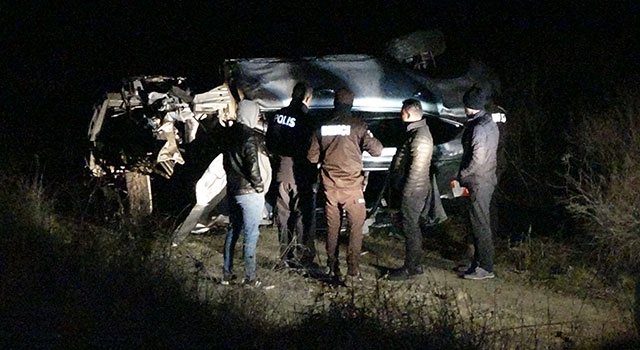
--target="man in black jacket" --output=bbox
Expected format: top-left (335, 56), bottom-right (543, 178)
top-left (458, 86), bottom-right (499, 280)
top-left (222, 99), bottom-right (271, 287)
top-left (266, 82), bottom-right (317, 267)
top-left (308, 88), bottom-right (383, 280)
top-left (387, 98), bottom-right (434, 281)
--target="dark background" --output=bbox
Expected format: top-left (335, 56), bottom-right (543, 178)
top-left (1, 1), bottom-right (638, 182)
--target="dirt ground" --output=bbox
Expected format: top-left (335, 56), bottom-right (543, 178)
top-left (166, 218), bottom-right (634, 348)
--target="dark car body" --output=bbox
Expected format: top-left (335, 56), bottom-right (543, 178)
top-left (223, 54), bottom-right (473, 201)
top-left (87, 55), bottom-right (505, 223)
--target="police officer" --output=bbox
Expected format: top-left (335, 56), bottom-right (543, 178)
top-left (308, 88), bottom-right (383, 280)
top-left (266, 82), bottom-right (317, 267)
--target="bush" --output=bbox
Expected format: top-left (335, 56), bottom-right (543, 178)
top-left (563, 83), bottom-right (640, 274)
top-left (562, 82), bottom-right (640, 335)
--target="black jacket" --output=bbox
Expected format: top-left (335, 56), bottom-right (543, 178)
top-left (223, 123), bottom-right (267, 196)
top-left (458, 110), bottom-right (499, 189)
top-left (266, 101), bottom-right (313, 158)
top-left (266, 101), bottom-right (315, 184)
top-left (390, 119), bottom-right (433, 198)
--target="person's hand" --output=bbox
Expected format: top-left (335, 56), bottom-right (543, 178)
top-left (450, 180), bottom-right (469, 197)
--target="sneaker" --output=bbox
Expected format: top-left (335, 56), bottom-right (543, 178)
top-left (221, 274), bottom-right (237, 285)
top-left (387, 265), bottom-right (424, 281)
top-left (242, 278), bottom-right (262, 288)
top-left (463, 267), bottom-right (495, 280)
top-left (451, 264), bottom-right (473, 274)
top-left (191, 223), bottom-right (211, 234)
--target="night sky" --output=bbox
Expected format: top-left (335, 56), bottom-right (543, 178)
top-left (2, 1), bottom-right (638, 179)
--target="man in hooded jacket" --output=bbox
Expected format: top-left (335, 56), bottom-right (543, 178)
top-left (222, 99), bottom-right (271, 287)
top-left (458, 86), bottom-right (499, 280)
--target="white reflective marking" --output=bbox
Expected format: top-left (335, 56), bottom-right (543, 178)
top-left (321, 125), bottom-right (351, 136)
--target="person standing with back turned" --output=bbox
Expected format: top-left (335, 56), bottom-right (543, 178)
top-left (221, 99), bottom-right (271, 287)
top-left (458, 85), bottom-right (500, 280)
top-left (307, 88), bottom-right (383, 280)
top-left (266, 82), bottom-right (317, 267)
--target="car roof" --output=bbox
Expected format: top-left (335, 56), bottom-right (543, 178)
top-left (223, 54), bottom-right (440, 114)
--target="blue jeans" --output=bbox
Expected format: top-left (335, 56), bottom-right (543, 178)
top-left (223, 192), bottom-right (265, 281)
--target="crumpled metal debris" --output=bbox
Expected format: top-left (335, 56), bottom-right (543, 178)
top-left (87, 76), bottom-right (233, 179)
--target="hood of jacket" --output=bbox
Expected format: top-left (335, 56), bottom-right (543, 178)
top-left (236, 99), bottom-right (260, 129)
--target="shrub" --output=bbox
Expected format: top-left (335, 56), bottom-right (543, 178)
top-left (562, 82), bottom-right (640, 335)
top-left (562, 83), bottom-right (640, 274)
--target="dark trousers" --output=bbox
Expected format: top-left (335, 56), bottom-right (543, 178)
top-left (277, 180), bottom-right (315, 262)
top-left (402, 191), bottom-right (431, 268)
top-left (467, 184), bottom-right (495, 272)
top-left (324, 187), bottom-right (366, 275)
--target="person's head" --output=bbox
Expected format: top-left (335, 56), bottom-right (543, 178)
top-left (236, 99), bottom-right (260, 129)
top-left (463, 85), bottom-right (488, 116)
top-left (401, 98), bottom-right (423, 123)
top-left (292, 81), bottom-right (313, 107)
top-left (334, 88), bottom-right (355, 109)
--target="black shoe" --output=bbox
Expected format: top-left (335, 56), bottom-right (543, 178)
top-left (387, 265), bottom-right (424, 281)
top-left (221, 274), bottom-right (237, 285)
top-left (324, 266), bottom-right (342, 279)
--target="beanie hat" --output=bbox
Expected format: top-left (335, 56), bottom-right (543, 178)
top-left (463, 86), bottom-right (488, 110)
top-left (334, 88), bottom-right (355, 107)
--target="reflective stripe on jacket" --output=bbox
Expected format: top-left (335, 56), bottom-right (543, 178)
top-left (308, 108), bottom-right (383, 190)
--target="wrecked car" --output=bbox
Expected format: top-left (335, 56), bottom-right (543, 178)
top-left (87, 48), bottom-right (506, 233)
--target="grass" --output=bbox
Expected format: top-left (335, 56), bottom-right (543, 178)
top-left (1, 171), bottom-right (636, 349)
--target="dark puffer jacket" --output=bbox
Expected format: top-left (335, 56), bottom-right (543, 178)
top-left (390, 119), bottom-right (433, 198)
top-left (458, 110), bottom-right (499, 189)
top-left (223, 100), bottom-right (267, 196)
